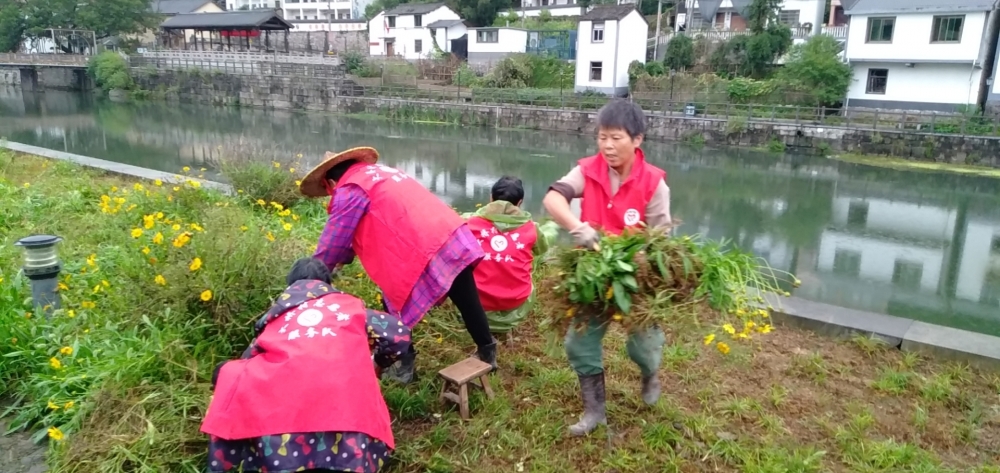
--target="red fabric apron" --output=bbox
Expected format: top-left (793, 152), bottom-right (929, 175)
top-left (578, 149), bottom-right (666, 236)
top-left (335, 163), bottom-right (465, 313)
top-left (201, 291), bottom-right (395, 449)
top-left (466, 217), bottom-right (537, 311)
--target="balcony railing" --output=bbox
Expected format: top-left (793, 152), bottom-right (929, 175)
top-left (649, 24), bottom-right (847, 47)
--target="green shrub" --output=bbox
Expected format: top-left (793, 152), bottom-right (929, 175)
top-left (644, 61), bottom-right (665, 77)
top-left (663, 34), bottom-right (695, 71)
top-left (214, 145), bottom-right (304, 209)
top-left (87, 51), bottom-right (134, 92)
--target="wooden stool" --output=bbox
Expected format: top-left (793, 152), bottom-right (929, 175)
top-left (438, 357), bottom-right (494, 420)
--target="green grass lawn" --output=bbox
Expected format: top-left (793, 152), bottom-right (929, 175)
top-left (1, 151), bottom-right (999, 473)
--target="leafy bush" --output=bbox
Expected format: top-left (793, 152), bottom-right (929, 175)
top-left (87, 51), bottom-right (135, 91)
top-left (213, 142), bottom-right (304, 209)
top-left (644, 61), bottom-right (665, 77)
top-left (479, 54), bottom-right (573, 89)
top-left (342, 51), bottom-right (365, 74)
top-left (663, 34), bottom-right (695, 71)
top-left (451, 63), bottom-right (480, 87)
top-left (779, 34), bottom-right (852, 107)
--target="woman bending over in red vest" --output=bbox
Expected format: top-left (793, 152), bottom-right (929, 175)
top-left (298, 148), bottom-right (497, 384)
top-left (542, 99), bottom-right (673, 437)
top-left (201, 258), bottom-right (411, 473)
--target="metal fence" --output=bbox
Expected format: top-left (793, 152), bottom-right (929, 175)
top-left (130, 55), bottom-right (346, 78)
top-left (0, 53), bottom-right (90, 66)
top-left (348, 83), bottom-right (1000, 138)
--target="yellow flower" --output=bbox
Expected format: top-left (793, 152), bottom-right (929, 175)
top-left (154, 275), bottom-right (166, 286)
top-left (86, 254), bottom-right (97, 267)
top-left (102, 280), bottom-right (109, 288)
top-left (110, 186), bottom-right (119, 192)
top-left (188, 180), bottom-right (201, 189)
top-left (58, 282), bottom-right (69, 291)
top-left (237, 189), bottom-right (244, 194)
top-left (130, 228), bottom-right (143, 238)
top-left (273, 162), bottom-right (281, 168)
top-left (172, 232), bottom-right (192, 248)
top-left (152, 232), bottom-right (164, 244)
top-left (612, 313), bottom-right (623, 321)
top-left (292, 214), bottom-right (300, 221)
top-left (154, 179), bottom-right (163, 186)
top-left (173, 186), bottom-right (180, 192)
top-left (156, 212), bottom-right (164, 219)
top-left (283, 223), bottom-right (293, 231)
top-left (92, 285), bottom-right (103, 294)
top-left (200, 168), bottom-right (207, 172)
top-left (565, 307), bottom-right (576, 318)
top-left (81, 301), bottom-right (96, 309)
top-left (270, 202), bottom-right (284, 211)
top-left (736, 332), bottom-right (749, 339)
top-left (295, 180), bottom-right (302, 186)
top-left (63, 401), bottom-right (74, 409)
top-left (59, 346), bottom-right (73, 355)
top-left (265, 232), bottom-right (275, 242)
top-left (48, 400), bottom-right (60, 410)
top-left (240, 225), bottom-right (248, 232)
top-left (133, 183), bottom-right (144, 191)
top-left (278, 209), bottom-right (291, 217)
top-left (49, 357), bottom-right (63, 370)
top-left (141, 247), bottom-right (151, 255)
top-left (200, 289), bottom-right (213, 302)
top-left (189, 257), bottom-right (203, 271)
top-left (605, 286), bottom-right (614, 300)
top-left (722, 323), bottom-right (736, 335)
top-left (289, 168), bottom-right (296, 173)
top-left (703, 333), bottom-right (716, 345)
top-left (47, 427), bottom-right (65, 441)
top-left (256, 199), bottom-right (266, 206)
top-left (758, 324), bottom-right (773, 334)
top-left (189, 223), bottom-right (204, 232)
top-left (716, 342), bottom-right (731, 355)
top-left (182, 166), bottom-right (190, 172)
top-left (171, 223), bottom-right (181, 231)
top-left (23, 182), bottom-right (30, 188)
top-left (67, 310), bottom-right (76, 318)
top-left (435, 336), bottom-right (443, 344)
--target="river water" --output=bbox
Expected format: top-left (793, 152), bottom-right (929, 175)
top-left (3, 86), bottom-right (1000, 336)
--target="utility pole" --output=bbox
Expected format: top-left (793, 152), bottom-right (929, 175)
top-left (653, 0), bottom-right (662, 60)
top-left (812, 0), bottom-right (824, 36)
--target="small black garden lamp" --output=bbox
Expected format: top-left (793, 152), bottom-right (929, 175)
top-left (14, 234), bottom-right (63, 318)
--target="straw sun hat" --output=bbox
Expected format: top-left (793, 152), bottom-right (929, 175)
top-left (299, 147), bottom-right (380, 197)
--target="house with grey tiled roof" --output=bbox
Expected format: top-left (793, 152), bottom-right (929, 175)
top-left (844, 0), bottom-right (1000, 112)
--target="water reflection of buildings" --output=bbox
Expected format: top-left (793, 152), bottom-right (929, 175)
top-left (805, 192), bottom-right (1000, 330)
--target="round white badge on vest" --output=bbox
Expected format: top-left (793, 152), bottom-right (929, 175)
top-left (623, 208), bottom-right (641, 226)
top-left (490, 235), bottom-right (508, 252)
top-left (297, 309), bottom-right (324, 327)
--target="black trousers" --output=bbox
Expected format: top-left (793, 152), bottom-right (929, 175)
top-left (380, 265), bottom-right (493, 348)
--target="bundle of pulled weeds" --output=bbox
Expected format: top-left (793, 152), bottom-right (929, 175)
top-left (538, 228), bottom-right (782, 334)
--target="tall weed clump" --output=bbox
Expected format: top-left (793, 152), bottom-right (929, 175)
top-left (0, 155), bottom-right (322, 470)
top-left (211, 141), bottom-right (306, 209)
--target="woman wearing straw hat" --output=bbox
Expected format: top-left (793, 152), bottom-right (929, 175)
top-left (299, 147), bottom-right (497, 383)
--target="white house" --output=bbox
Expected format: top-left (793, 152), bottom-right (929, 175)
top-left (368, 3), bottom-right (461, 59)
top-left (575, 5), bottom-right (647, 95)
top-left (678, 0), bottom-right (826, 31)
top-left (515, 0), bottom-right (585, 18)
top-left (282, 0), bottom-right (374, 21)
top-left (844, 0), bottom-right (998, 112)
top-left (467, 27), bottom-right (528, 65)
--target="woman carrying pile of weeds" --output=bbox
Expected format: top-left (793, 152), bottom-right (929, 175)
top-left (542, 99), bottom-right (672, 436)
top-left (201, 258), bottom-right (409, 473)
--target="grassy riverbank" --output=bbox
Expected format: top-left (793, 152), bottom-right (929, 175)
top-left (2, 151), bottom-right (1000, 473)
top-left (831, 153), bottom-right (1000, 178)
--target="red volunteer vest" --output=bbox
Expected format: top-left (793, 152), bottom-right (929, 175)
top-left (466, 217), bottom-right (537, 311)
top-left (201, 292), bottom-right (395, 448)
top-left (337, 162), bottom-right (466, 316)
top-left (578, 149), bottom-right (666, 236)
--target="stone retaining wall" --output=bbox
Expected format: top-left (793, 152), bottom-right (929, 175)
top-left (133, 70), bottom-right (1000, 167)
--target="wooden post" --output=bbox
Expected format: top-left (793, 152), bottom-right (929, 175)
top-left (285, 30), bottom-right (289, 53)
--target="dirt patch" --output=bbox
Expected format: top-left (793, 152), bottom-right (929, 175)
top-left (1, 403), bottom-right (47, 473)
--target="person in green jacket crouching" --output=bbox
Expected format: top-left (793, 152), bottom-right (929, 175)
top-left (462, 176), bottom-right (558, 334)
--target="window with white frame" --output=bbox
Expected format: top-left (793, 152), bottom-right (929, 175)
top-left (778, 10), bottom-right (799, 26)
top-left (415, 39), bottom-right (422, 53)
top-left (590, 61), bottom-right (602, 81)
top-left (592, 21), bottom-right (605, 42)
top-left (477, 30), bottom-right (498, 43)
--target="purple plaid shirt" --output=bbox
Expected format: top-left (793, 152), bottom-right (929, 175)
top-left (314, 185), bottom-right (484, 327)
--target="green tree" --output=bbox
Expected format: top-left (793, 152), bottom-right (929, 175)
top-left (457, 0), bottom-right (510, 27)
top-left (663, 33), bottom-right (694, 71)
top-left (746, 0), bottom-right (782, 34)
top-left (779, 34), bottom-right (852, 106)
top-left (20, 0), bottom-right (157, 52)
top-left (0, 0), bottom-right (26, 52)
top-left (711, 0), bottom-right (791, 78)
